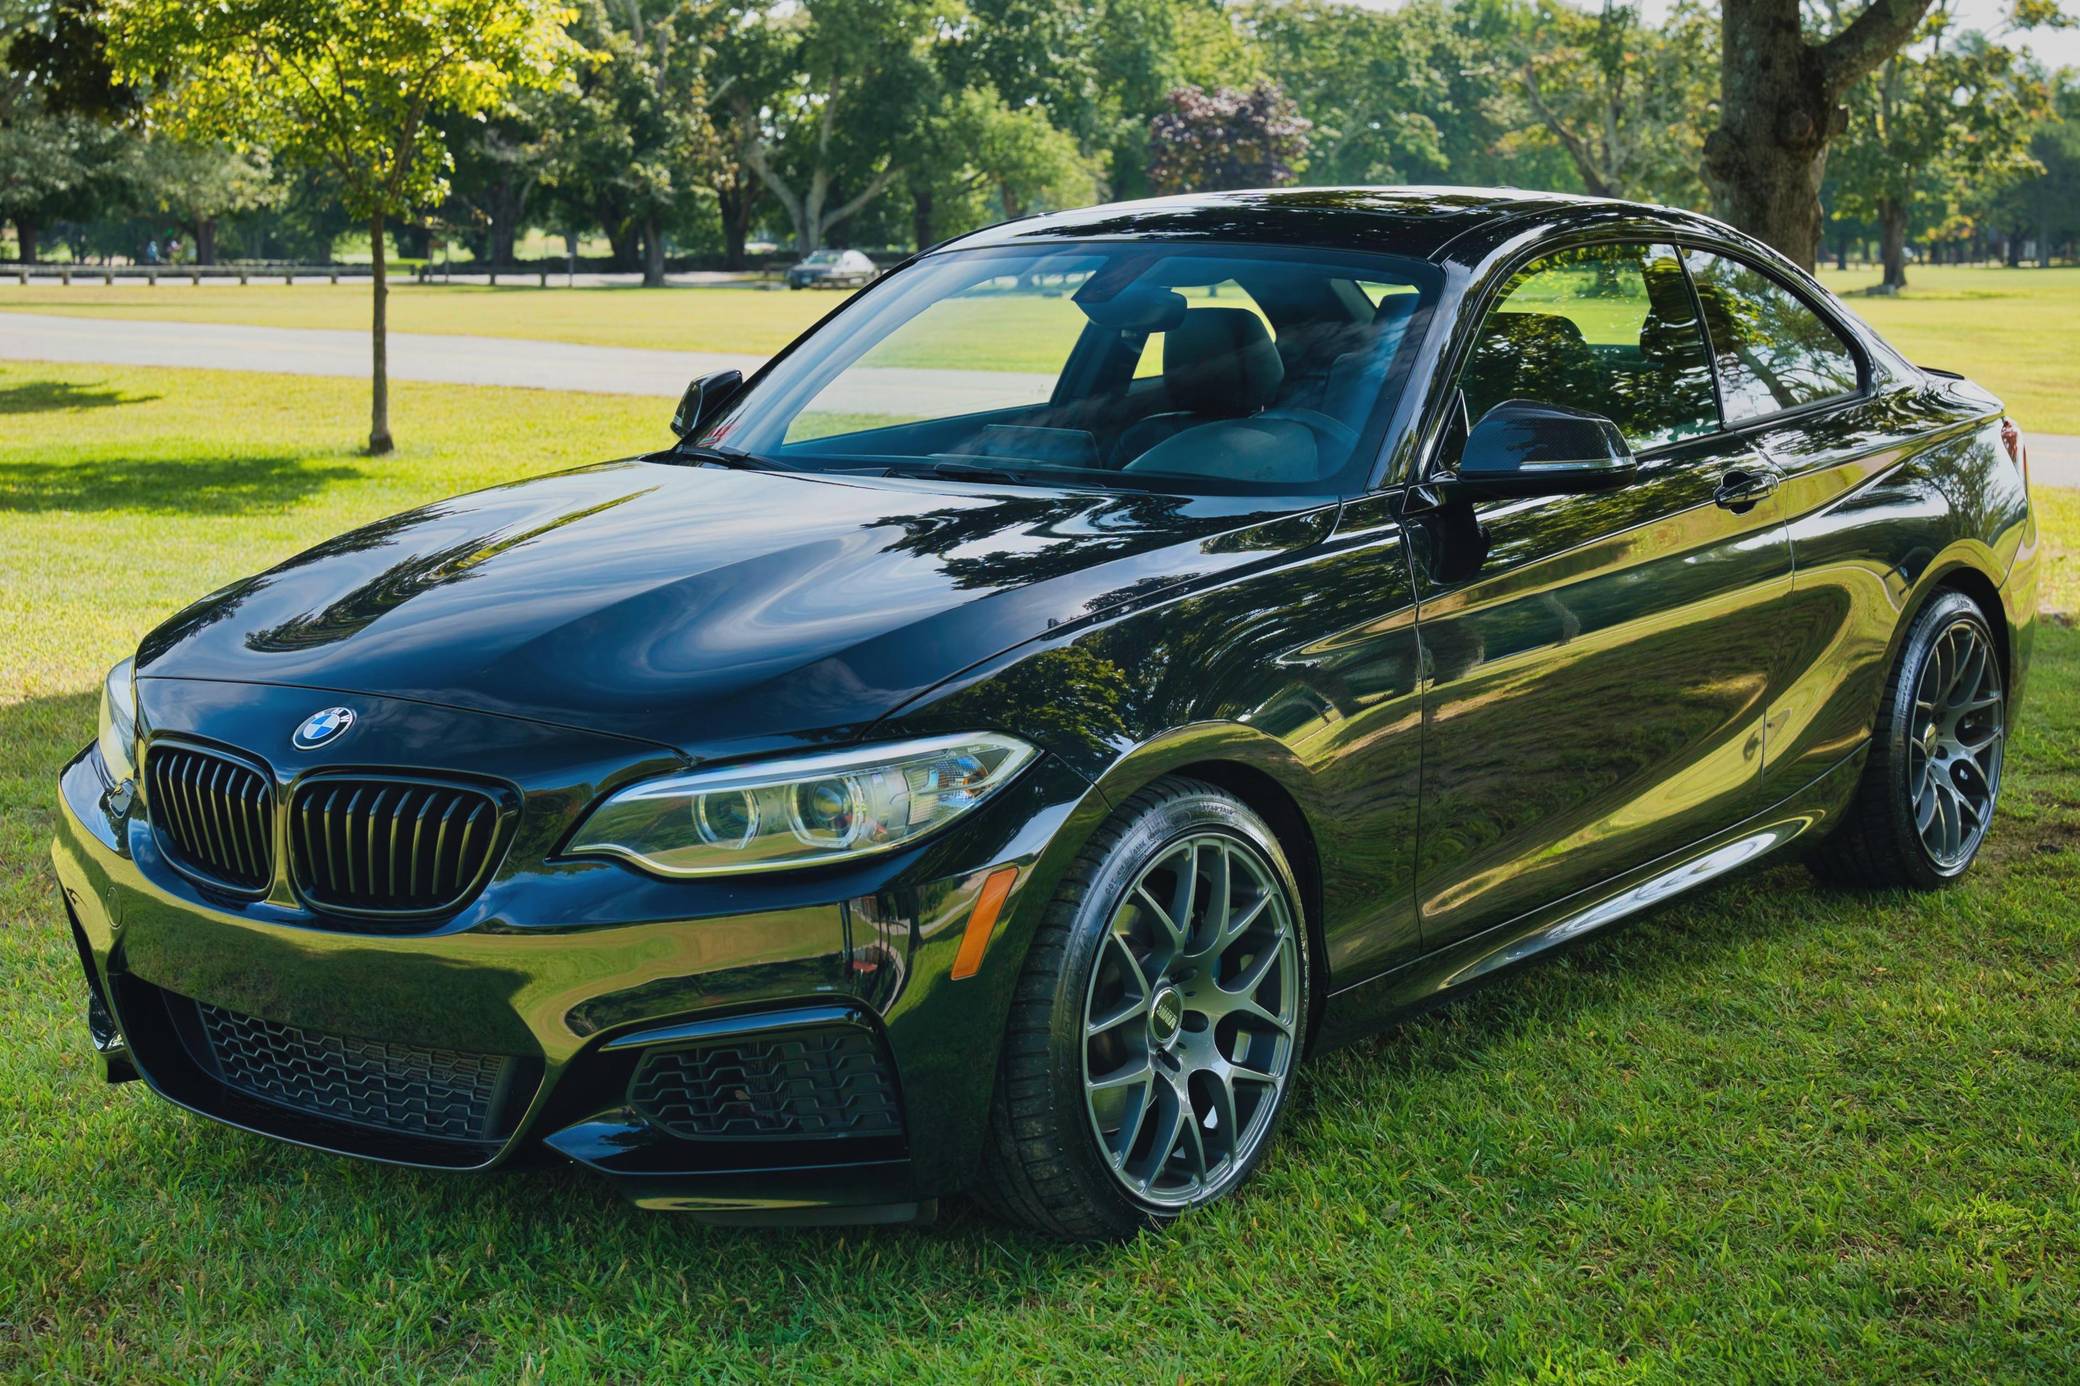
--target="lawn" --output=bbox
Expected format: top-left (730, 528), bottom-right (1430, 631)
top-left (9, 264), bottom-right (2076, 431)
top-left (4, 361), bottom-right (2078, 1380)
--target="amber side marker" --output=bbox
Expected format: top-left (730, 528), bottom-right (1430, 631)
top-left (951, 865), bottom-right (1020, 980)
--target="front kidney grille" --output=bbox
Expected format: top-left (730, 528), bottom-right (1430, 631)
top-left (628, 1026), bottom-right (904, 1141)
top-left (146, 743), bottom-right (275, 893)
top-left (194, 999), bottom-right (519, 1143)
top-left (288, 777), bottom-right (505, 918)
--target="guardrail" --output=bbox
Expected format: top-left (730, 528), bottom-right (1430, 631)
top-left (11, 264), bottom-right (375, 285)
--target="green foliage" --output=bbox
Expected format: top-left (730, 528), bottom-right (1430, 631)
top-left (1512, 0), bottom-right (1716, 204)
top-left (105, 0), bottom-right (585, 222)
top-left (1831, 13), bottom-right (2048, 261)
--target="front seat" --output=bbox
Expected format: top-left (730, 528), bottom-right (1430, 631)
top-left (1113, 308), bottom-right (1285, 465)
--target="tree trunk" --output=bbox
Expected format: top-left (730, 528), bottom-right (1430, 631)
top-left (369, 213), bottom-right (394, 455)
top-left (1879, 197), bottom-right (1908, 290)
top-left (604, 218), bottom-right (639, 272)
top-left (1702, 0), bottom-right (1835, 267)
top-left (641, 216), bottom-right (666, 287)
top-left (911, 183), bottom-right (934, 252)
top-left (195, 219), bottom-right (218, 265)
top-left (716, 178), bottom-right (753, 271)
top-left (14, 217), bottom-right (37, 264)
top-left (1704, 0), bottom-right (1932, 269)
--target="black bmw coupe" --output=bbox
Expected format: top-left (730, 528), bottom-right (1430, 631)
top-left (56, 189), bottom-right (2039, 1240)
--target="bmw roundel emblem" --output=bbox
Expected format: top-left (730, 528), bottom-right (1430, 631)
top-left (293, 706), bottom-right (356, 750)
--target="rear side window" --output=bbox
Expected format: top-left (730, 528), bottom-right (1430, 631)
top-left (1457, 242), bottom-right (1718, 453)
top-left (1681, 250), bottom-right (1860, 421)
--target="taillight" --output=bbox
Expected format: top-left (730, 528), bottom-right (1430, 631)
top-left (2001, 417), bottom-right (2029, 492)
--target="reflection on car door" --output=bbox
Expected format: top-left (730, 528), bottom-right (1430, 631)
top-left (1407, 241), bottom-right (1797, 952)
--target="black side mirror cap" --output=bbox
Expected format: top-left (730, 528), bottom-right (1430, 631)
top-left (1448, 399), bottom-right (1638, 499)
top-left (671, 369), bottom-right (744, 439)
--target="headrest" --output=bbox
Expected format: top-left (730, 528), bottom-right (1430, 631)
top-left (1163, 308), bottom-right (1284, 415)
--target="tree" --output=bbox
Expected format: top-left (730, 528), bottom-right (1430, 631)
top-left (1146, 81), bottom-right (1310, 194)
top-left (2, 0), bottom-right (134, 261)
top-left (108, 0), bottom-right (584, 453)
top-left (1829, 11), bottom-right (2046, 288)
top-left (137, 138), bottom-right (281, 263)
top-left (734, 0), bottom-right (946, 254)
top-left (905, 85), bottom-right (1098, 245)
top-left (1702, 0), bottom-right (1936, 268)
top-left (1516, 0), bottom-right (1716, 205)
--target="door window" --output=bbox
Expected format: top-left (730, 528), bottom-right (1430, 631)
top-left (1457, 242), bottom-right (1719, 453)
top-left (1680, 250), bottom-right (1860, 421)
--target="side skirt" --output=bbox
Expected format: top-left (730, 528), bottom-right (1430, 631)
top-left (1314, 745), bottom-right (1869, 1050)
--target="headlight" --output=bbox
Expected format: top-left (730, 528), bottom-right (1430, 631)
top-left (96, 656), bottom-right (137, 785)
top-left (568, 733), bottom-right (1037, 877)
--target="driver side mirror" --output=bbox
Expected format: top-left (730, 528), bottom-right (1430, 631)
top-left (1449, 399), bottom-right (1637, 499)
top-left (670, 369), bottom-right (743, 439)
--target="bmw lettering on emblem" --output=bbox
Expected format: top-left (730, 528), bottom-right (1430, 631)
top-left (293, 706), bottom-right (356, 750)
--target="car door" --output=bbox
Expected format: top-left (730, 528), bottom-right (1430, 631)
top-left (1406, 239), bottom-right (1797, 951)
top-left (1675, 247), bottom-right (1954, 807)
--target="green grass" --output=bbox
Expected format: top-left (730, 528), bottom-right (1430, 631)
top-left (1815, 264), bottom-right (2080, 435)
top-left (4, 362), bottom-right (2079, 1380)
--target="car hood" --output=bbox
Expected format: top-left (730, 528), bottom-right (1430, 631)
top-left (137, 460), bottom-right (1330, 756)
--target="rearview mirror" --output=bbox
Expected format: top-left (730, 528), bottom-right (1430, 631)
top-left (670, 369), bottom-right (743, 439)
top-left (1451, 399), bottom-right (1637, 499)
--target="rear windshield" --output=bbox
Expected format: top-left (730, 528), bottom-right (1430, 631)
top-left (697, 242), bottom-right (1440, 495)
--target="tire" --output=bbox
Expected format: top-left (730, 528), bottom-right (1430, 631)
top-left (976, 777), bottom-right (1311, 1241)
top-left (1808, 589), bottom-right (2007, 889)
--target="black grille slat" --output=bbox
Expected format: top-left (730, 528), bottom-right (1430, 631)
top-left (147, 744), bottom-right (275, 893)
top-left (288, 776), bottom-right (503, 918)
top-left (628, 1028), bottom-right (905, 1142)
top-left (194, 999), bottom-right (515, 1143)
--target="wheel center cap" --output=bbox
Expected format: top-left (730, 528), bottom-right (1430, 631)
top-left (1922, 721), bottom-right (1940, 755)
top-left (1149, 985), bottom-right (1185, 1049)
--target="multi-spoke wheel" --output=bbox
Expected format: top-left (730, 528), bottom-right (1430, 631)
top-left (978, 779), bottom-right (1310, 1241)
top-left (1080, 832), bottom-right (1300, 1208)
top-left (1811, 590), bottom-right (2007, 889)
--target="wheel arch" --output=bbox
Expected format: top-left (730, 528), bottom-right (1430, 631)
top-left (1079, 724), bottom-right (1332, 1045)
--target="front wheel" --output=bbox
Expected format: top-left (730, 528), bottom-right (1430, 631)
top-left (1809, 589), bottom-right (2006, 888)
top-left (977, 778), bottom-right (1309, 1241)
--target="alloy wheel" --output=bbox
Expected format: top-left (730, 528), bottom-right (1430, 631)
top-left (1908, 617), bottom-right (2005, 870)
top-left (1080, 831), bottom-right (1300, 1209)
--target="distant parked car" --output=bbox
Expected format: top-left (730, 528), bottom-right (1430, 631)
top-left (786, 248), bottom-right (877, 289)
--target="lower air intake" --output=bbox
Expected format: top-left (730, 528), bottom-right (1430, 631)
top-left (628, 1025), bottom-right (904, 1142)
top-left (195, 1000), bottom-right (519, 1143)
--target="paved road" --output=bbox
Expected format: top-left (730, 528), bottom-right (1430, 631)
top-left (2, 310), bottom-right (2075, 488)
top-left (0, 311), bottom-right (1055, 419)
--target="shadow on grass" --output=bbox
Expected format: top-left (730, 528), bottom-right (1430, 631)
top-left (0, 380), bottom-right (156, 415)
top-left (0, 453), bottom-right (363, 515)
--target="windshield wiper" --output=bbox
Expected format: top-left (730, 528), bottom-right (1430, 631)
top-left (672, 443), bottom-right (772, 471)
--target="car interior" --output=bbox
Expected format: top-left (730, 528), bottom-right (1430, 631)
top-left (766, 252), bottom-right (1431, 491)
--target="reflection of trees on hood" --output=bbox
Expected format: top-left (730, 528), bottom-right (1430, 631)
top-left (247, 489), bottom-right (651, 653)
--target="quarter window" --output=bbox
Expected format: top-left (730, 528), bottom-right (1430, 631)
top-left (1681, 250), bottom-right (1860, 421)
top-left (1457, 242), bottom-right (1719, 453)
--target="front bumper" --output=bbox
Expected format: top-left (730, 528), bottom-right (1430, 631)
top-left (54, 681), bottom-right (1100, 1223)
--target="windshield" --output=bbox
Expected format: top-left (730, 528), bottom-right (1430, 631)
top-left (697, 242), bottom-right (1440, 495)
top-left (801, 251), bottom-right (841, 265)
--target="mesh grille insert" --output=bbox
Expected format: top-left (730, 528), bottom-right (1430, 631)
top-left (628, 1027), bottom-right (903, 1141)
top-left (288, 777), bottom-right (504, 918)
top-left (195, 1000), bottom-right (517, 1143)
top-left (146, 743), bottom-right (275, 893)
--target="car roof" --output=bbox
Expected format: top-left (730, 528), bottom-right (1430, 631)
top-left (933, 186), bottom-right (1737, 266)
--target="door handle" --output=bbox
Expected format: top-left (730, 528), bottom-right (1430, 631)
top-left (1714, 466), bottom-right (1782, 513)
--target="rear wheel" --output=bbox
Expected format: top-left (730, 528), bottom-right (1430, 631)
top-left (1810, 590), bottom-right (2006, 888)
top-left (977, 778), bottom-right (1309, 1240)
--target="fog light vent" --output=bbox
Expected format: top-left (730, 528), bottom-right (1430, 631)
top-left (627, 1026), bottom-right (903, 1141)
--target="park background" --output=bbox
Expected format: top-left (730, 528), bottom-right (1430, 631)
top-left (5, 0), bottom-right (2080, 1378)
